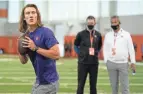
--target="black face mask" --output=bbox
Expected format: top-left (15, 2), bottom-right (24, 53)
top-left (87, 25), bottom-right (94, 30)
top-left (111, 25), bottom-right (119, 30)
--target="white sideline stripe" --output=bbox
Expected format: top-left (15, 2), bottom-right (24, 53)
top-left (6, 78), bottom-right (34, 83)
top-left (0, 58), bottom-right (143, 64)
top-left (0, 92), bottom-right (85, 94)
top-left (0, 72), bottom-right (143, 76)
top-left (0, 71), bottom-right (77, 73)
top-left (0, 58), bottom-right (17, 61)
top-left (0, 59), bottom-right (62, 65)
top-left (0, 72), bottom-right (78, 74)
top-left (0, 93), bottom-right (106, 94)
top-left (0, 93), bottom-right (29, 94)
top-left (0, 69), bottom-right (33, 71)
top-left (0, 72), bottom-right (35, 74)
top-left (0, 92), bottom-right (98, 94)
top-left (0, 58), bottom-right (143, 65)
top-left (0, 69), bottom-right (76, 71)
top-left (0, 83), bottom-right (143, 86)
top-left (1, 76), bottom-right (143, 80)
top-left (0, 92), bottom-right (134, 94)
top-left (0, 77), bottom-right (130, 86)
top-left (1, 71), bottom-right (143, 75)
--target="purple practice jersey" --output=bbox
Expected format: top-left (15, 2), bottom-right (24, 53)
top-left (28, 26), bottom-right (59, 85)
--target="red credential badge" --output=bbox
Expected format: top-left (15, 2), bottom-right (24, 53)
top-left (89, 47), bottom-right (94, 56)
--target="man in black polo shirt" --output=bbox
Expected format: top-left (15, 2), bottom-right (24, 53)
top-left (74, 16), bottom-right (102, 94)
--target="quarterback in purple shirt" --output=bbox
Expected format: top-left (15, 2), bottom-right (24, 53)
top-left (18, 4), bottom-right (60, 94)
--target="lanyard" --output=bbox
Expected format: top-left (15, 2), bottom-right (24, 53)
top-left (113, 30), bottom-right (123, 47)
top-left (90, 31), bottom-right (95, 47)
top-left (114, 33), bottom-right (117, 47)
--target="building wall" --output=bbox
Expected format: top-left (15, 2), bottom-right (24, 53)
top-left (0, 1), bottom-right (8, 35)
top-left (0, 1), bottom-right (143, 60)
top-left (0, 15), bottom-right (143, 37)
top-left (0, 1), bottom-right (8, 18)
top-left (100, 15), bottom-right (143, 35)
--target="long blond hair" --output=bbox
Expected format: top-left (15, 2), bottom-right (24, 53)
top-left (18, 4), bottom-right (43, 33)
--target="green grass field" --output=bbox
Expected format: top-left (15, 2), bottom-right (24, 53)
top-left (0, 55), bottom-right (143, 94)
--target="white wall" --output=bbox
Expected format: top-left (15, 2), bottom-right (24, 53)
top-left (99, 15), bottom-right (143, 35)
top-left (48, 0), bottom-right (100, 21)
top-left (8, 0), bottom-right (20, 23)
top-left (24, 0), bottom-right (49, 22)
top-left (6, 0), bottom-right (143, 23)
top-left (117, 0), bottom-right (143, 16)
top-left (2, 0), bottom-right (143, 36)
top-left (54, 24), bottom-right (69, 57)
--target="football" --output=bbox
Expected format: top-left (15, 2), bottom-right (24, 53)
top-left (18, 31), bottom-right (29, 55)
